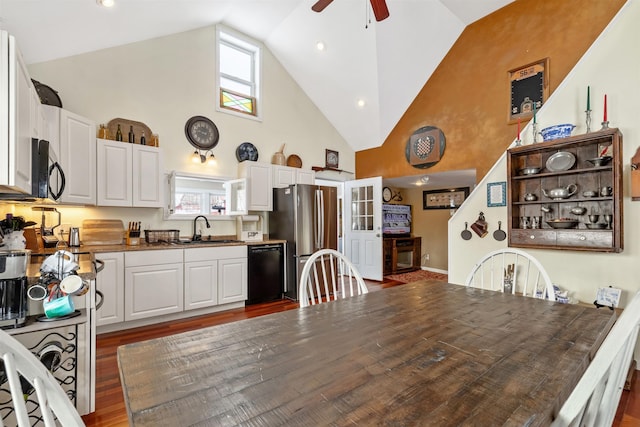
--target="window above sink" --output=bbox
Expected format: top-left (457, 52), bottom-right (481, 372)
top-left (165, 171), bottom-right (241, 220)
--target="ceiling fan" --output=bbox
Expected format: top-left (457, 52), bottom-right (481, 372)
top-left (312, 0), bottom-right (390, 22)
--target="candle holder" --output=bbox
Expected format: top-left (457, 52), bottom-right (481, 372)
top-left (585, 109), bottom-right (592, 133)
top-left (515, 138), bottom-right (522, 147)
top-left (601, 120), bottom-right (610, 130)
top-left (532, 122), bottom-right (539, 143)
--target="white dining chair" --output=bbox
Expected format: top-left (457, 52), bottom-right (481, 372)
top-left (0, 329), bottom-right (85, 427)
top-left (299, 249), bottom-right (368, 308)
top-left (552, 291), bottom-right (640, 427)
top-left (464, 248), bottom-right (556, 300)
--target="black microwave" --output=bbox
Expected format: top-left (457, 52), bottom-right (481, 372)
top-left (31, 138), bottom-right (65, 201)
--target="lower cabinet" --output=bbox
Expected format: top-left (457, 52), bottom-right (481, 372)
top-left (96, 246), bottom-right (248, 329)
top-left (185, 246), bottom-right (247, 309)
top-left (124, 249), bottom-right (184, 322)
top-left (95, 252), bottom-right (125, 326)
top-left (218, 256), bottom-right (248, 304)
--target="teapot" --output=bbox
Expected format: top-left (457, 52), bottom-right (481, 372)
top-left (542, 183), bottom-right (577, 200)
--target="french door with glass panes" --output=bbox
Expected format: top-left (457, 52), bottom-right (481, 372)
top-left (344, 177), bottom-right (382, 280)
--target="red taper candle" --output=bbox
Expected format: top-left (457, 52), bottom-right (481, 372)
top-left (604, 94), bottom-right (608, 122)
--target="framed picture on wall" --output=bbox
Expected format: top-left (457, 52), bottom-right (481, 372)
top-left (423, 187), bottom-right (469, 210)
top-left (508, 58), bottom-right (549, 124)
top-left (487, 182), bottom-right (506, 207)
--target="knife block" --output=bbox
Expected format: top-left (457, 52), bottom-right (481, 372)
top-left (126, 231), bottom-right (140, 246)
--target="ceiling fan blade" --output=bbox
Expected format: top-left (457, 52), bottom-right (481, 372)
top-left (370, 0), bottom-right (390, 21)
top-left (312, 0), bottom-right (334, 13)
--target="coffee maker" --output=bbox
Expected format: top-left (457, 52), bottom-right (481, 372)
top-left (0, 249), bottom-right (31, 329)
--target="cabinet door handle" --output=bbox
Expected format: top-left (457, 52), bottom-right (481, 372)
top-left (529, 235), bottom-right (535, 239)
top-left (579, 235), bottom-right (586, 241)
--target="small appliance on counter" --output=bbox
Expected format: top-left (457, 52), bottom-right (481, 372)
top-left (0, 249), bottom-right (31, 329)
top-left (32, 206), bottom-right (62, 248)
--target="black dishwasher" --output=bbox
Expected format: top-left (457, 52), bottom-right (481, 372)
top-left (247, 243), bottom-right (284, 305)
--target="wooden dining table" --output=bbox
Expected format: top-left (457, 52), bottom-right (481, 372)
top-left (117, 280), bottom-right (616, 426)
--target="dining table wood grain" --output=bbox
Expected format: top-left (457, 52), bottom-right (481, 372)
top-left (117, 280), bottom-right (616, 426)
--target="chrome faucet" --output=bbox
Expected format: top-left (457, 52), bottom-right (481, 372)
top-left (192, 215), bottom-right (210, 241)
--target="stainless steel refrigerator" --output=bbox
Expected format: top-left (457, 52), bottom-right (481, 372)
top-left (269, 184), bottom-right (337, 300)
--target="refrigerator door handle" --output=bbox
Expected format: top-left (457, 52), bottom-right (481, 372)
top-left (314, 190), bottom-right (320, 249)
top-left (319, 190), bottom-right (325, 248)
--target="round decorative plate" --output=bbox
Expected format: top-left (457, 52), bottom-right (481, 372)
top-left (236, 142), bottom-right (259, 162)
top-left (286, 154), bottom-right (302, 168)
top-left (405, 126), bottom-right (446, 169)
top-left (546, 151), bottom-right (576, 172)
top-left (32, 79), bottom-right (63, 107)
top-left (185, 116), bottom-right (219, 150)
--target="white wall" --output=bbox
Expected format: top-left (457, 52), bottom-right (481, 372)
top-left (21, 25), bottom-right (353, 237)
top-left (449, 0), bottom-right (640, 306)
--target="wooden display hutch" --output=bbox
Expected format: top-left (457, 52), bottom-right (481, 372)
top-left (383, 236), bottom-right (422, 275)
top-left (506, 128), bottom-right (623, 252)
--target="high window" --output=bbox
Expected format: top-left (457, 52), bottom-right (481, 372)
top-left (216, 26), bottom-right (261, 119)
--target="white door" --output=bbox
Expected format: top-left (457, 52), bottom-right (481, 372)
top-left (344, 177), bottom-right (383, 281)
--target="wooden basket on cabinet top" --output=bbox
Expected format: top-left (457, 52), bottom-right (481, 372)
top-left (506, 128), bottom-right (623, 252)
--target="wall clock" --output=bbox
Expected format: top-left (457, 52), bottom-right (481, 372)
top-left (185, 116), bottom-right (219, 150)
top-left (325, 149), bottom-right (339, 169)
top-left (382, 187), bottom-right (392, 202)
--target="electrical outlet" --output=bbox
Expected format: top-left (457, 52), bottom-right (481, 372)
top-left (425, 253), bottom-right (429, 261)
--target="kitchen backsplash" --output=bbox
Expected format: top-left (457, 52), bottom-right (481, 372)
top-left (3, 204), bottom-right (242, 241)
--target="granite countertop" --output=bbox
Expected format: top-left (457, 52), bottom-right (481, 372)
top-left (25, 238), bottom-right (286, 280)
top-left (80, 237), bottom-right (285, 253)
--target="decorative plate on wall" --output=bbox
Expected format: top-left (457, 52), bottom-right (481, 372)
top-left (405, 126), bottom-right (446, 169)
top-left (236, 142), bottom-right (259, 162)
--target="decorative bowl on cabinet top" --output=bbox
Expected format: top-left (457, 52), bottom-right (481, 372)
top-left (540, 124), bottom-right (576, 141)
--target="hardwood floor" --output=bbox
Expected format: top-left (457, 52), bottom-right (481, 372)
top-left (82, 278), bottom-right (638, 426)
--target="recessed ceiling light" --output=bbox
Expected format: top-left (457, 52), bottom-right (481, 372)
top-left (316, 41), bottom-right (326, 51)
top-left (356, 99), bottom-right (366, 108)
top-left (97, 0), bottom-right (115, 7)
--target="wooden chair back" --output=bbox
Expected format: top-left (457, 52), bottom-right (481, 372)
top-left (0, 329), bottom-right (85, 427)
top-left (299, 249), bottom-right (368, 308)
top-left (552, 291), bottom-right (640, 426)
top-left (465, 248), bottom-right (556, 300)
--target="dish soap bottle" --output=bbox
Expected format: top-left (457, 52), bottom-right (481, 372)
top-left (115, 124), bottom-right (123, 141)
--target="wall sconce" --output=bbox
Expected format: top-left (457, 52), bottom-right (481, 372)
top-left (191, 149), bottom-right (216, 166)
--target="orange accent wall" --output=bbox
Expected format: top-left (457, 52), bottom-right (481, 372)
top-left (356, 0), bottom-right (626, 181)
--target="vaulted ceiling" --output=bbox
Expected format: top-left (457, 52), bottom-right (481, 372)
top-left (0, 0), bottom-right (513, 152)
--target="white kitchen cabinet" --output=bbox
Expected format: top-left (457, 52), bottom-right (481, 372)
top-left (272, 165), bottom-right (315, 188)
top-left (95, 252), bottom-right (125, 326)
top-left (238, 161), bottom-right (272, 211)
top-left (218, 256), bottom-right (248, 304)
top-left (97, 138), bottom-right (163, 207)
top-left (185, 245), bottom-right (247, 309)
top-left (42, 105), bottom-right (96, 205)
top-left (184, 247), bottom-right (219, 310)
top-left (30, 86), bottom-right (41, 138)
top-left (0, 31), bottom-right (32, 194)
top-left (124, 249), bottom-right (183, 321)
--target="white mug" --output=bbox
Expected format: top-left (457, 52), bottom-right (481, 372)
top-left (60, 275), bottom-right (89, 296)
